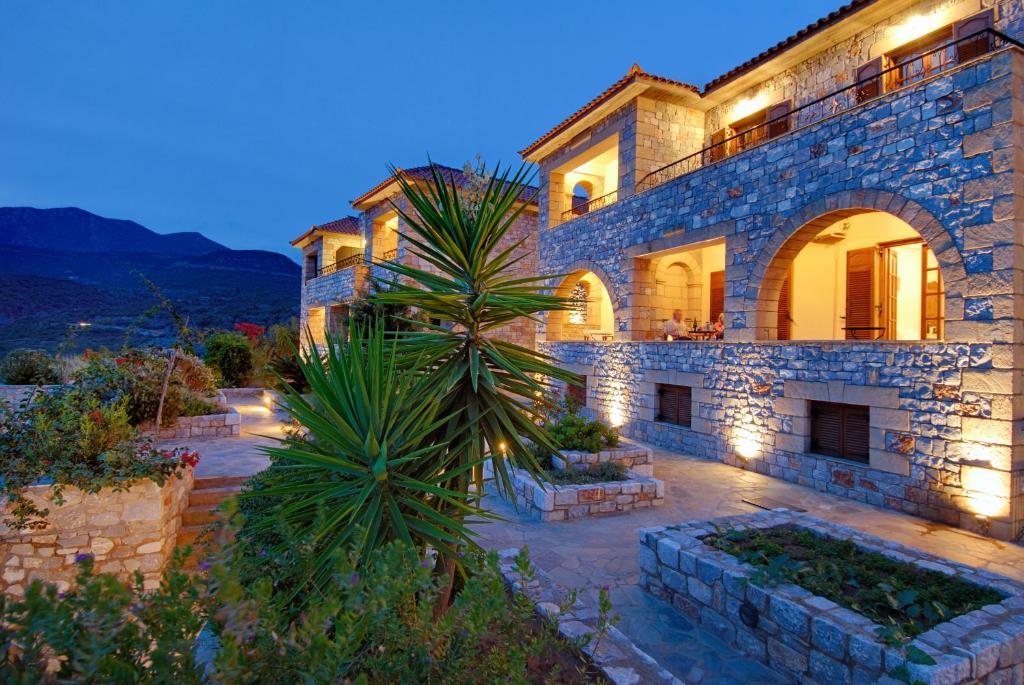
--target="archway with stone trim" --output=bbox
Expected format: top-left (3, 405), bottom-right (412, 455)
top-left (751, 191), bottom-right (967, 342)
top-left (546, 267), bottom-right (618, 342)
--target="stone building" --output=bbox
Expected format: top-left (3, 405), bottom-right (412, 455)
top-left (293, 164), bottom-right (539, 349)
top-left (522, 0), bottom-right (1024, 539)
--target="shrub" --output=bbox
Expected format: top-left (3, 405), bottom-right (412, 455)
top-left (0, 348), bottom-right (61, 385)
top-left (548, 413), bottom-right (619, 453)
top-left (0, 385), bottom-right (198, 528)
top-left (73, 349), bottom-right (219, 427)
top-left (0, 553), bottom-right (203, 683)
top-left (204, 333), bottom-right (253, 388)
top-left (546, 462), bottom-right (627, 485)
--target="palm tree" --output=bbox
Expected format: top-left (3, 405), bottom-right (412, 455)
top-left (371, 161), bottom-right (577, 600)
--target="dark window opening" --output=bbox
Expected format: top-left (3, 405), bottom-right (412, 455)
top-left (566, 374), bottom-right (587, 408)
top-left (657, 384), bottom-right (692, 427)
top-left (810, 401), bottom-right (869, 464)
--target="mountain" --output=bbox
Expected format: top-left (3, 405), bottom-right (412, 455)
top-left (0, 208), bottom-right (299, 355)
top-left (0, 207), bottom-right (225, 255)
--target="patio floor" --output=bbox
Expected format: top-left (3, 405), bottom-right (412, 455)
top-left (179, 399), bottom-right (1024, 683)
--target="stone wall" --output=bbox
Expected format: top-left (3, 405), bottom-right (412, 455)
top-left (141, 408), bottom-right (240, 440)
top-left (535, 48), bottom-right (1024, 538)
top-left (0, 384), bottom-right (60, 407)
top-left (552, 439), bottom-right (654, 477)
top-left (503, 466), bottom-right (664, 522)
top-left (0, 468), bottom-right (195, 594)
top-left (640, 510), bottom-right (1024, 684)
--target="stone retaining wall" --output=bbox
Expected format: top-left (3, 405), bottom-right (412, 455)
top-left (0, 384), bottom-right (60, 407)
top-left (639, 510), bottom-right (1024, 684)
top-left (505, 466), bottom-right (663, 521)
top-left (552, 439), bottom-right (653, 477)
top-left (0, 469), bottom-right (195, 595)
top-left (142, 408), bottom-right (240, 440)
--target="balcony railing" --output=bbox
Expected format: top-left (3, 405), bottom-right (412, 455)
top-left (635, 28), bottom-right (1020, 195)
top-left (560, 189), bottom-right (619, 222)
top-left (377, 248), bottom-right (399, 262)
top-left (310, 253), bottom-right (363, 281)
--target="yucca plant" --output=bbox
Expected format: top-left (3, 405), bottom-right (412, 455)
top-left (254, 324), bottom-right (482, 596)
top-left (371, 162), bottom-right (578, 596)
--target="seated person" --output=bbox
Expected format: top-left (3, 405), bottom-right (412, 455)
top-left (713, 312), bottom-right (725, 339)
top-left (664, 310), bottom-right (689, 340)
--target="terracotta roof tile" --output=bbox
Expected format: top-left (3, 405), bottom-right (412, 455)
top-left (290, 215), bottom-right (361, 246)
top-left (352, 164), bottom-right (538, 210)
top-left (519, 64), bottom-right (699, 159)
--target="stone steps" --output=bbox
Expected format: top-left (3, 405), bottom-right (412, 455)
top-left (176, 476), bottom-right (247, 568)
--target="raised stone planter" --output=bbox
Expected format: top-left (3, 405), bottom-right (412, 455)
top-left (0, 468), bottom-right (195, 595)
top-left (506, 466), bottom-right (664, 522)
top-left (142, 407), bottom-right (241, 440)
top-left (639, 510), bottom-right (1024, 685)
top-left (552, 439), bottom-right (654, 477)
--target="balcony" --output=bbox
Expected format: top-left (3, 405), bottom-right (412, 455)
top-left (307, 252), bottom-right (363, 282)
top-left (561, 190), bottom-right (619, 222)
top-left (634, 28), bottom-right (1018, 195)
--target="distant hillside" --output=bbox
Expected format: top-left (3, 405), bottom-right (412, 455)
top-left (0, 208), bottom-right (298, 355)
top-left (0, 207), bottom-right (225, 255)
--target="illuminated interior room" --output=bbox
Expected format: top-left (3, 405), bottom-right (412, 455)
top-left (546, 270), bottom-right (615, 341)
top-left (642, 239), bottom-right (726, 339)
top-left (371, 213), bottom-right (399, 261)
top-left (549, 135), bottom-right (619, 226)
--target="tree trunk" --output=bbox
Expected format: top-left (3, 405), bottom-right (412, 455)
top-left (154, 348), bottom-right (177, 430)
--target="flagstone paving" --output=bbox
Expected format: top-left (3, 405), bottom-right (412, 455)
top-left (179, 401), bottom-right (1024, 683)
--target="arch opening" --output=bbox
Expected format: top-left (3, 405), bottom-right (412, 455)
top-left (756, 210), bottom-right (945, 341)
top-left (547, 270), bottom-right (615, 342)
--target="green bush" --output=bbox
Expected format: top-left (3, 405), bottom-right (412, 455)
top-left (0, 348), bottom-right (61, 385)
top-left (204, 333), bottom-right (254, 388)
top-left (548, 413), bottom-right (619, 453)
top-left (546, 462), bottom-right (627, 485)
top-left (0, 553), bottom-right (203, 683)
top-left (0, 385), bottom-right (198, 528)
top-left (73, 349), bottom-right (220, 427)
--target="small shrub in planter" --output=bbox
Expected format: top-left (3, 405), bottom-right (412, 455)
top-left (549, 413), bottom-right (619, 453)
top-left (546, 462), bottom-right (627, 485)
top-left (0, 348), bottom-right (60, 385)
top-left (204, 332), bottom-right (253, 388)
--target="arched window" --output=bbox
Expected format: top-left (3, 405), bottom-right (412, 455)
top-left (547, 270), bottom-right (614, 342)
top-left (571, 181), bottom-right (593, 214)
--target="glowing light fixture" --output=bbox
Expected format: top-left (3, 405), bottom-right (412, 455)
top-left (730, 93), bottom-right (770, 122)
top-left (962, 466), bottom-right (1009, 518)
top-left (733, 423), bottom-right (760, 461)
top-left (891, 10), bottom-right (950, 46)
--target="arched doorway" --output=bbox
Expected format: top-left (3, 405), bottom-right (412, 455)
top-left (547, 270), bottom-right (615, 341)
top-left (756, 210), bottom-right (946, 341)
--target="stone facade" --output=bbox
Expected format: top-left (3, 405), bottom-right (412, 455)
top-left (532, 43), bottom-right (1024, 539)
top-left (502, 466), bottom-right (664, 522)
top-left (0, 468), bottom-right (195, 594)
top-left (639, 510), bottom-right (1024, 684)
top-left (141, 407), bottom-right (240, 440)
top-left (552, 439), bottom-right (654, 477)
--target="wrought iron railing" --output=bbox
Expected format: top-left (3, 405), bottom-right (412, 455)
top-left (560, 189), bottom-right (619, 222)
top-left (312, 253), bottom-right (363, 280)
top-left (380, 248), bottom-right (399, 262)
top-left (634, 28), bottom-right (1020, 195)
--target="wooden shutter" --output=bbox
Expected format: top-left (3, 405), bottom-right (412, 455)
top-left (710, 271), bottom-right (725, 324)
top-left (777, 274), bottom-right (792, 340)
top-left (844, 404), bottom-right (870, 463)
top-left (766, 100), bottom-right (791, 139)
top-left (811, 401), bottom-right (870, 463)
top-left (811, 402), bottom-right (844, 457)
top-left (845, 248), bottom-right (874, 339)
top-left (954, 10), bottom-right (994, 62)
top-left (658, 385), bottom-right (691, 427)
top-left (709, 129), bottom-right (727, 163)
top-left (855, 57), bottom-right (883, 102)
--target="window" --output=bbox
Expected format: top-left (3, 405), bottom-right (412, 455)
top-left (708, 100), bottom-right (792, 163)
top-left (657, 384), bottom-right (692, 427)
top-left (810, 401), bottom-right (869, 463)
top-left (921, 245), bottom-right (944, 340)
top-left (304, 254), bottom-right (318, 282)
top-left (709, 270), bottom-right (725, 325)
top-left (888, 27), bottom-right (955, 90)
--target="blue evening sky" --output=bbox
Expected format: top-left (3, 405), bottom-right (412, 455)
top-left (1, 1), bottom-right (837, 258)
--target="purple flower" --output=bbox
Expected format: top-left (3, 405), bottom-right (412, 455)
top-left (602, 585), bottom-right (611, 592)
top-left (348, 573), bottom-right (360, 585)
top-left (74, 553), bottom-right (93, 564)
top-left (199, 560), bottom-right (211, 571)
top-left (420, 560), bottom-right (432, 569)
top-left (258, 548), bottom-right (268, 558)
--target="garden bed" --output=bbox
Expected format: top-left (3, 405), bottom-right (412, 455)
top-left (639, 510), bottom-right (1024, 685)
top-left (505, 465), bottom-right (664, 522)
top-left (552, 439), bottom-right (654, 477)
top-left (141, 406), bottom-right (240, 440)
top-left (0, 469), bottom-right (195, 595)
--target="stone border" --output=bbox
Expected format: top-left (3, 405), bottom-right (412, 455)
top-left (0, 468), bottom-right (195, 595)
top-left (552, 439), bottom-right (654, 477)
top-left (505, 466), bottom-right (664, 522)
top-left (218, 387), bottom-right (267, 399)
top-left (497, 548), bottom-right (681, 684)
top-left (142, 408), bottom-right (240, 440)
top-left (0, 384), bottom-right (60, 407)
top-left (639, 510), bottom-right (1024, 685)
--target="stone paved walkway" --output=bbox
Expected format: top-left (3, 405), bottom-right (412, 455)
top-left (176, 402), bottom-right (1024, 683)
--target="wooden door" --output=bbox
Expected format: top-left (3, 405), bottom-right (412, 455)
top-left (777, 273), bottom-right (792, 340)
top-left (709, 271), bottom-right (725, 325)
top-left (845, 248), bottom-right (874, 339)
top-left (881, 249), bottom-right (898, 340)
